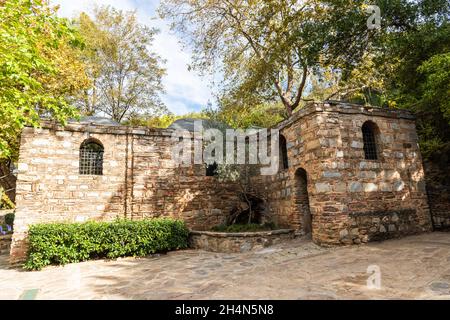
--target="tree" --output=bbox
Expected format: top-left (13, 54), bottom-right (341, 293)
top-left (418, 53), bottom-right (450, 122)
top-left (159, 0), bottom-right (379, 116)
top-left (161, 0), bottom-right (450, 157)
top-left (0, 0), bottom-right (90, 161)
top-left (371, 0), bottom-right (450, 156)
top-left (76, 6), bottom-right (167, 122)
top-left (215, 163), bottom-right (255, 225)
top-left (303, 54), bottom-right (387, 106)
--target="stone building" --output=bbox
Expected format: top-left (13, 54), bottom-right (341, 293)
top-left (251, 102), bottom-right (432, 245)
top-left (10, 101), bottom-right (433, 262)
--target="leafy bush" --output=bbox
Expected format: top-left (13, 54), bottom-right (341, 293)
top-left (211, 223), bottom-right (277, 233)
top-left (24, 218), bottom-right (189, 271)
top-left (4, 213), bottom-right (14, 226)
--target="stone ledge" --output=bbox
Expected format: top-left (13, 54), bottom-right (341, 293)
top-left (31, 121), bottom-right (176, 137)
top-left (190, 229), bottom-right (294, 238)
top-left (276, 101), bottom-right (415, 131)
top-left (189, 229), bottom-right (295, 253)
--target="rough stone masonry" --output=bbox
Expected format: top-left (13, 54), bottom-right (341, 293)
top-left (10, 101), bottom-right (433, 262)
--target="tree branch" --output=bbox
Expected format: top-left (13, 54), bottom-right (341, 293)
top-left (291, 63), bottom-right (308, 112)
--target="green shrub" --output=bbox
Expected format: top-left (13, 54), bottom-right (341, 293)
top-left (211, 222), bottom-right (277, 233)
top-left (4, 213), bottom-right (14, 226)
top-left (24, 218), bottom-right (189, 271)
top-left (1, 224), bottom-right (11, 234)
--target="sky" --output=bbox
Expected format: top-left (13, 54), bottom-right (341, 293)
top-left (50, 0), bottom-right (215, 115)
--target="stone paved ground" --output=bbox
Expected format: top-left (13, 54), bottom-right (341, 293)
top-left (1, 232), bottom-right (450, 300)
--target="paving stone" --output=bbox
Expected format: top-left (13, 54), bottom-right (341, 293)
top-left (239, 262), bottom-right (254, 267)
top-left (1, 233), bottom-right (450, 299)
top-left (429, 282), bottom-right (450, 294)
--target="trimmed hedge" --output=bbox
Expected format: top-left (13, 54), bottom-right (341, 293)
top-left (4, 213), bottom-right (14, 226)
top-left (24, 218), bottom-right (189, 270)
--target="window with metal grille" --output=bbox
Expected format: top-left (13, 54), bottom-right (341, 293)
top-left (79, 139), bottom-right (104, 175)
top-left (362, 121), bottom-right (379, 160)
top-left (279, 134), bottom-right (289, 170)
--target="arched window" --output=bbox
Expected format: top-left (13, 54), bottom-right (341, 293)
top-left (79, 139), bottom-right (104, 175)
top-left (362, 121), bottom-right (379, 160)
top-left (279, 134), bottom-right (289, 170)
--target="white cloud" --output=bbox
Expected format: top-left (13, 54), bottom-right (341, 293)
top-left (149, 15), bottom-right (215, 114)
top-left (51, 0), bottom-right (136, 18)
top-left (51, 0), bottom-right (214, 115)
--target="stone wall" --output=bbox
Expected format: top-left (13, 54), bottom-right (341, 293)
top-left (341, 209), bottom-right (421, 243)
top-left (10, 101), bottom-right (434, 261)
top-left (10, 123), bottom-right (239, 262)
top-left (130, 135), bottom-right (239, 230)
top-left (424, 150), bottom-right (450, 230)
top-left (251, 102), bottom-right (432, 245)
top-left (250, 111), bottom-right (322, 230)
top-left (0, 235), bottom-right (11, 255)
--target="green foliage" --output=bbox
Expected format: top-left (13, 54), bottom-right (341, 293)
top-left (159, 0), bottom-right (335, 115)
top-left (76, 6), bottom-right (167, 122)
top-left (125, 112), bottom-right (209, 128)
top-left (24, 218), bottom-right (189, 271)
top-left (215, 164), bottom-right (242, 183)
top-left (207, 101), bottom-right (285, 130)
top-left (417, 53), bottom-right (450, 122)
top-left (211, 223), bottom-right (276, 233)
top-left (303, 55), bottom-right (388, 106)
top-left (0, 0), bottom-right (90, 161)
top-left (159, 0), bottom-right (386, 115)
top-left (4, 213), bottom-right (14, 226)
top-left (160, 0), bottom-right (449, 158)
top-left (374, 1), bottom-right (450, 156)
top-left (1, 212), bottom-right (14, 235)
top-left (416, 116), bottom-right (450, 159)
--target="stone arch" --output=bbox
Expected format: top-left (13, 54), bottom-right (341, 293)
top-left (294, 168), bottom-right (312, 235)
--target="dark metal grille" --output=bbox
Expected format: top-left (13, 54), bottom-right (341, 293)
top-left (279, 135), bottom-right (289, 170)
top-left (206, 162), bottom-right (218, 176)
top-left (79, 142), bottom-right (104, 175)
top-left (362, 122), bottom-right (378, 160)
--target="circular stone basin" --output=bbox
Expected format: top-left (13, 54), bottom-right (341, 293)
top-left (189, 229), bottom-right (295, 253)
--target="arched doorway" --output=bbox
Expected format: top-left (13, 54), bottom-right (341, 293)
top-left (295, 168), bottom-right (312, 236)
